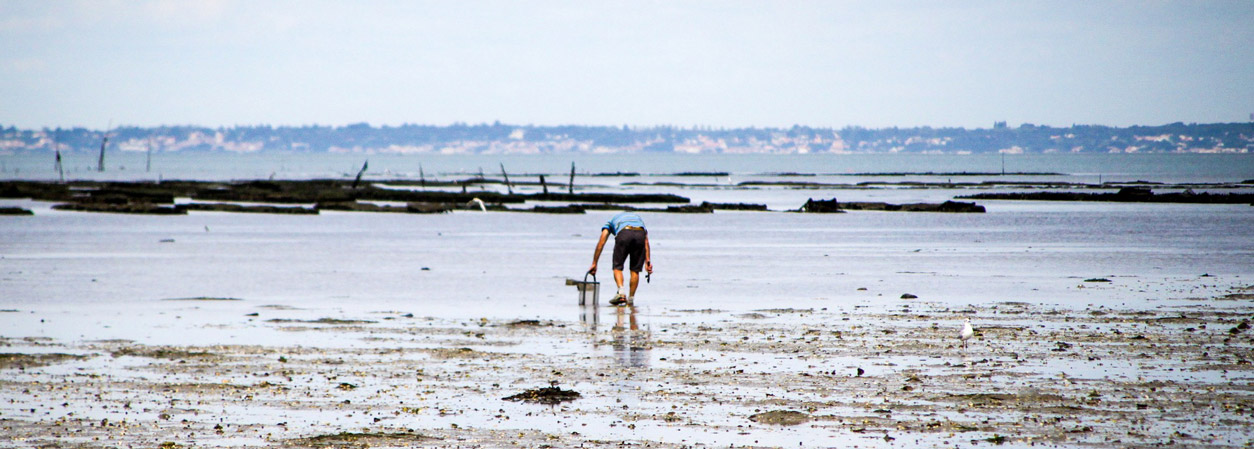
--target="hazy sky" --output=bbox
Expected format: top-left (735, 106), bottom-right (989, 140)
top-left (2, 1), bottom-right (1251, 130)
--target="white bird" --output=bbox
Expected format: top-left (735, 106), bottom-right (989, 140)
top-left (468, 197), bottom-right (486, 212)
top-left (960, 318), bottom-right (975, 349)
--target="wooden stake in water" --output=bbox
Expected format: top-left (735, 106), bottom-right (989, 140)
top-left (352, 159), bottom-right (368, 189)
top-left (419, 164), bottom-right (426, 187)
top-left (568, 162), bottom-right (575, 195)
top-left (52, 132), bottom-right (65, 183)
top-left (540, 175), bottom-right (548, 195)
top-left (97, 121), bottom-right (112, 172)
top-left (145, 137), bottom-right (154, 173)
top-left (499, 163), bottom-right (513, 195)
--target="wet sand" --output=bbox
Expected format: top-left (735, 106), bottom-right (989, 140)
top-left (2, 282), bottom-right (1252, 448)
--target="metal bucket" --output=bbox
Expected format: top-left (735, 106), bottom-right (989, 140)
top-left (575, 273), bottom-right (599, 306)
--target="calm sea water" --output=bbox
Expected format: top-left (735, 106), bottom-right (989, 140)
top-left (2, 152), bottom-right (1253, 184)
top-left (1, 153), bottom-right (1251, 343)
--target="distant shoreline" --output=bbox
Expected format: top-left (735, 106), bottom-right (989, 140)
top-left (3, 121), bottom-right (1251, 155)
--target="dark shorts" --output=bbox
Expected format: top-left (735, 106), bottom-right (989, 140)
top-left (612, 229), bottom-right (646, 272)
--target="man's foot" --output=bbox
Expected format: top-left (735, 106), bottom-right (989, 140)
top-left (609, 294), bottom-right (627, 306)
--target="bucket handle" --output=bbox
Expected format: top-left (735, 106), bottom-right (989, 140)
top-left (584, 272), bottom-right (597, 284)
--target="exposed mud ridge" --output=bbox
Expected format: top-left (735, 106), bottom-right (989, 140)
top-left (961, 187), bottom-right (1254, 204)
top-left (1, 287), bottom-right (1252, 447)
top-left (502, 384), bottom-right (582, 405)
top-left (0, 353), bottom-right (88, 369)
top-left (265, 318), bottom-right (377, 325)
top-left (749, 410), bottom-right (811, 426)
top-left (109, 346), bottom-right (218, 359)
top-left (286, 431), bottom-right (437, 448)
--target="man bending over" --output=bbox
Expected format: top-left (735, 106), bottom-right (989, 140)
top-left (588, 211), bottom-right (653, 306)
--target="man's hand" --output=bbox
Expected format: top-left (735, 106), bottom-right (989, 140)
top-left (645, 261), bottom-right (653, 275)
top-left (588, 263), bottom-right (598, 276)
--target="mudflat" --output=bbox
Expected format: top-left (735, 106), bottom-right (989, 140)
top-left (2, 283), bottom-right (1252, 448)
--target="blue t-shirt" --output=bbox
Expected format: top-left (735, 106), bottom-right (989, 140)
top-left (603, 212), bottom-right (645, 235)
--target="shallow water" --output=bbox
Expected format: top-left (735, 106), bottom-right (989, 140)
top-left (2, 199), bottom-right (1250, 319)
top-left (2, 155), bottom-right (1252, 447)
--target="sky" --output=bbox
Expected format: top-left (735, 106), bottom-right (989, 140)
top-left (1, 1), bottom-right (1251, 130)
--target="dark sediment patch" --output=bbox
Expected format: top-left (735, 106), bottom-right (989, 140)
top-left (524, 192), bottom-right (689, 204)
top-left (52, 202), bottom-right (187, 215)
top-left (405, 202), bottom-right (455, 213)
top-left (797, 197), bottom-right (845, 213)
top-left (569, 202), bottom-right (714, 213)
top-left (661, 203), bottom-right (715, 213)
top-left (110, 347), bottom-right (216, 359)
top-left (842, 201), bottom-right (986, 213)
top-left (265, 318), bottom-right (377, 325)
top-left (703, 201), bottom-right (768, 211)
top-left (671, 171), bottom-right (730, 177)
top-left (0, 206), bottom-right (33, 215)
top-left (522, 205), bottom-right (586, 214)
top-left (182, 203), bottom-right (318, 214)
top-left (503, 384), bottom-right (581, 404)
top-left (505, 319), bottom-right (548, 327)
top-left (0, 181), bottom-right (75, 201)
top-left (755, 308), bottom-right (815, 314)
top-left (588, 171), bottom-right (640, 177)
top-left (749, 410), bottom-right (811, 426)
top-left (1, 181), bottom-right (692, 215)
top-left (794, 197), bottom-right (989, 213)
top-left (939, 392), bottom-right (1068, 408)
top-left (426, 347), bottom-right (481, 359)
top-left (288, 431), bottom-right (437, 448)
top-left (0, 353), bottom-right (88, 369)
top-left (317, 200), bottom-right (454, 213)
top-left (959, 187), bottom-right (1254, 204)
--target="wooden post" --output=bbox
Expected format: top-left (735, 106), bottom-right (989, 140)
top-left (352, 159), bottom-right (368, 189)
top-left (499, 163), bottom-right (513, 195)
top-left (540, 175), bottom-right (548, 195)
top-left (53, 132), bottom-right (64, 183)
top-left (97, 120), bottom-right (111, 172)
top-left (97, 135), bottom-right (108, 172)
top-left (419, 164), bottom-right (426, 187)
top-left (568, 162), bottom-right (575, 195)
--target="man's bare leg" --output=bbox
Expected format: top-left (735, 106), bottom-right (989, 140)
top-left (628, 270), bottom-right (640, 300)
top-left (613, 269), bottom-right (625, 296)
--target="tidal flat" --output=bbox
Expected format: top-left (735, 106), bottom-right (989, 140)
top-left (2, 283), bottom-right (1251, 448)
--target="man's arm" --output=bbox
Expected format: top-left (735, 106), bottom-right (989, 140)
top-left (588, 228), bottom-right (610, 275)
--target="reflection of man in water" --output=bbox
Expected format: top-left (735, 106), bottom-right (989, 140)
top-left (613, 306), bottom-right (649, 368)
top-left (588, 211), bottom-right (652, 306)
